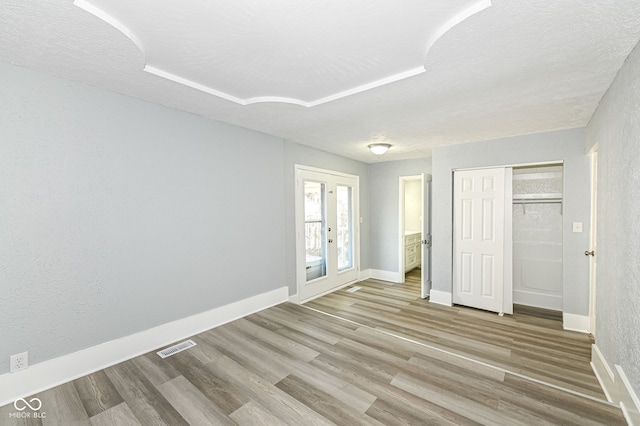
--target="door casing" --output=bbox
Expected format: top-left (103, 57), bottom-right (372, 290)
top-left (589, 149), bottom-right (598, 335)
top-left (295, 165), bottom-right (360, 302)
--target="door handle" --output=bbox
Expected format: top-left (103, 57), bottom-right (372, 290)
top-left (328, 239), bottom-right (333, 243)
top-left (585, 250), bottom-right (595, 256)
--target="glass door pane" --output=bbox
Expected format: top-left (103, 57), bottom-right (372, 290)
top-left (336, 185), bottom-right (353, 271)
top-left (304, 181), bottom-right (327, 281)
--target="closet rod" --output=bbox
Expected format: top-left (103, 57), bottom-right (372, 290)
top-left (512, 199), bottom-right (562, 204)
top-left (514, 198), bottom-right (563, 214)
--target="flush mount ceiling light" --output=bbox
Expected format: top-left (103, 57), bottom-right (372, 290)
top-left (368, 143), bottom-right (392, 155)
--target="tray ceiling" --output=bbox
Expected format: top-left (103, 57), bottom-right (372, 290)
top-left (74, 0), bottom-right (490, 107)
top-left (1, 1), bottom-right (640, 163)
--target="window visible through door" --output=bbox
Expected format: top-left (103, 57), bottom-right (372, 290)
top-left (296, 166), bottom-right (360, 302)
top-left (304, 181), bottom-right (327, 281)
top-left (336, 185), bottom-right (353, 271)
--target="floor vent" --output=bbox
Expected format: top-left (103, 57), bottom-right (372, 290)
top-left (157, 339), bottom-right (197, 359)
top-left (346, 286), bottom-right (362, 293)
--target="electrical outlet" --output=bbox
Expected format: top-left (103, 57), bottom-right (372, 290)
top-left (10, 351), bottom-right (28, 373)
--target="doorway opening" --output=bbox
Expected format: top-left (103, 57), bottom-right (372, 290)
top-left (399, 174), bottom-right (431, 298)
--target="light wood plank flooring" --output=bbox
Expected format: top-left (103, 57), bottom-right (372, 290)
top-left (309, 269), bottom-right (604, 399)
top-left (0, 276), bottom-right (624, 425)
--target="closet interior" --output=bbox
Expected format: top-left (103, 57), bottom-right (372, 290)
top-left (512, 164), bottom-right (564, 310)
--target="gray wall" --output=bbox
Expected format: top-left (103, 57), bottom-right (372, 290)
top-left (587, 40), bottom-right (640, 397)
top-left (283, 141), bottom-right (370, 295)
top-left (0, 62), bottom-right (287, 375)
top-left (431, 128), bottom-right (591, 316)
top-left (369, 159), bottom-right (432, 273)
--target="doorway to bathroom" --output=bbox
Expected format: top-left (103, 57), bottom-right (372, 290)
top-left (399, 174), bottom-right (431, 298)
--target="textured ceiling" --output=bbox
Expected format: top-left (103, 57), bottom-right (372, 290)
top-left (1, 0), bottom-right (640, 163)
top-left (75, 0), bottom-right (489, 107)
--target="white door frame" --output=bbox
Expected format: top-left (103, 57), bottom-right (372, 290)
top-left (422, 175), bottom-right (432, 298)
top-left (504, 168), bottom-right (513, 313)
top-left (588, 148), bottom-right (598, 335)
top-left (294, 165), bottom-right (360, 303)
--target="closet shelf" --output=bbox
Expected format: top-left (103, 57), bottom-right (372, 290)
top-left (512, 192), bottom-right (562, 200)
top-left (512, 193), bottom-right (562, 204)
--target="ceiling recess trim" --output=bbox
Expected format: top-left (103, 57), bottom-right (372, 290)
top-left (424, 0), bottom-right (492, 64)
top-left (74, 0), bottom-right (491, 108)
top-left (74, 0), bottom-right (144, 53)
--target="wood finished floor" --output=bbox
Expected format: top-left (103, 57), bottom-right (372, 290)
top-left (0, 271), bottom-right (624, 425)
top-left (308, 268), bottom-right (604, 399)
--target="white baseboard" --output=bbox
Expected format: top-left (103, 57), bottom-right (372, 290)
top-left (591, 344), bottom-right (615, 402)
top-left (591, 344), bottom-right (640, 425)
top-left (369, 269), bottom-right (403, 283)
top-left (421, 280), bottom-right (432, 299)
top-left (295, 280), bottom-right (357, 304)
top-left (429, 289), bottom-right (453, 306)
top-left (0, 286), bottom-right (289, 407)
top-left (513, 290), bottom-right (562, 311)
top-left (358, 269), bottom-right (372, 281)
top-left (616, 364), bottom-right (640, 425)
top-left (562, 312), bottom-right (590, 333)
top-left (288, 293), bottom-right (300, 304)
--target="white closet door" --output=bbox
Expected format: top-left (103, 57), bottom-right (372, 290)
top-left (453, 168), bottom-right (509, 314)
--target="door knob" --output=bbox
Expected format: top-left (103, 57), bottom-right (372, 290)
top-left (328, 239), bottom-right (333, 243)
top-left (585, 250), bottom-right (595, 256)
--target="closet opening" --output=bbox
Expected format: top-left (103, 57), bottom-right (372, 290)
top-left (452, 162), bottom-right (563, 316)
top-left (512, 164), bottom-right (564, 310)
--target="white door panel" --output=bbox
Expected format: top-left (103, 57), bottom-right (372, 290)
top-left (421, 175), bottom-right (432, 298)
top-left (296, 167), bottom-right (359, 302)
top-left (453, 168), bottom-right (510, 314)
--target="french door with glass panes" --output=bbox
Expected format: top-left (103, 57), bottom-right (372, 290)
top-left (295, 166), bottom-right (359, 302)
